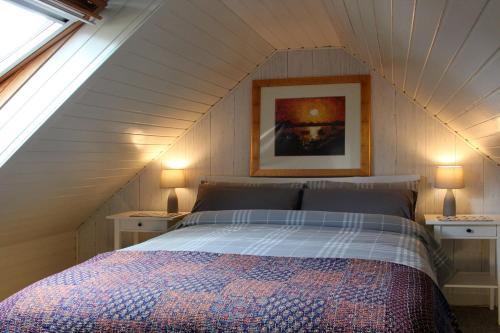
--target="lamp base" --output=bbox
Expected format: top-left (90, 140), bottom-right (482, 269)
top-left (443, 189), bottom-right (456, 217)
top-left (167, 188), bottom-right (179, 213)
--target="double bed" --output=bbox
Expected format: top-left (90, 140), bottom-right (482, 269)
top-left (0, 176), bottom-right (459, 332)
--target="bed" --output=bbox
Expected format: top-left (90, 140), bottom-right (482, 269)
top-left (0, 176), bottom-right (459, 332)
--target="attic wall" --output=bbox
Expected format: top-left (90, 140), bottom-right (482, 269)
top-left (0, 0), bottom-right (165, 301)
top-left (80, 48), bottom-right (500, 306)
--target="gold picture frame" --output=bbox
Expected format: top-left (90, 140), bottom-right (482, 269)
top-left (251, 75), bottom-right (371, 177)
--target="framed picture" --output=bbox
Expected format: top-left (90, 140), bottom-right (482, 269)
top-left (251, 75), bottom-right (371, 177)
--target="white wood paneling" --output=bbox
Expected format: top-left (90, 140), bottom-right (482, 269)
top-left (222, 0), bottom-right (341, 49)
top-left (324, 0), bottom-right (500, 167)
top-left (0, 0), bottom-right (274, 300)
top-left (78, 49), bottom-right (500, 307)
top-left (0, 232), bottom-right (75, 300)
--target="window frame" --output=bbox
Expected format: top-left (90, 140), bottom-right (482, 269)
top-left (0, 0), bottom-right (82, 81)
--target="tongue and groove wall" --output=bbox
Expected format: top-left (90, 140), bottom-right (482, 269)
top-left (78, 48), bottom-right (500, 306)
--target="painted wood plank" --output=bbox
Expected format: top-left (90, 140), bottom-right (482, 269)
top-left (89, 76), bottom-right (212, 113)
top-left (233, 77), bottom-right (252, 176)
top-left (371, 73), bottom-right (396, 175)
top-left (76, 90), bottom-right (204, 122)
top-left (221, 0), bottom-right (289, 49)
top-left (0, 232), bottom-right (75, 300)
top-left (343, 0), bottom-right (374, 70)
top-left (37, 128), bottom-right (177, 146)
top-left (403, 0), bottom-right (446, 98)
top-left (188, 0), bottom-right (274, 55)
top-left (287, 50), bottom-right (313, 77)
top-left (259, 0), bottom-right (311, 48)
top-left (166, 0), bottom-right (267, 64)
top-left (448, 89), bottom-right (500, 131)
top-left (391, 0), bottom-right (414, 90)
top-left (63, 103), bottom-right (195, 128)
top-left (438, 52), bottom-right (500, 123)
top-left (99, 64), bottom-right (220, 105)
top-left (210, 95), bottom-right (235, 176)
top-left (282, 0), bottom-right (329, 47)
top-left (136, 23), bottom-right (249, 80)
top-left (110, 51), bottom-right (228, 97)
top-left (427, 0), bottom-right (500, 114)
top-left (302, 0), bottom-right (341, 47)
top-left (372, 0), bottom-right (392, 80)
top-left (356, 0), bottom-right (383, 74)
top-left (52, 115), bottom-right (186, 137)
top-left (415, 0), bottom-right (488, 103)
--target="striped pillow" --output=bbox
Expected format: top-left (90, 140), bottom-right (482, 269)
top-left (305, 180), bottom-right (420, 192)
top-left (202, 181), bottom-right (304, 189)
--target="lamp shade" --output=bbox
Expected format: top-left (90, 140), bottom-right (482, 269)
top-left (435, 166), bottom-right (464, 189)
top-left (160, 169), bottom-right (185, 188)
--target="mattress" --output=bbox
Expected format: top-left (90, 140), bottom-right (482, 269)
top-left (0, 210), bottom-right (458, 332)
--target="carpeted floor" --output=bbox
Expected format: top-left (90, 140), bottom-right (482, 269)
top-left (452, 307), bottom-right (500, 332)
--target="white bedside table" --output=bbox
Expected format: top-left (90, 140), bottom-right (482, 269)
top-left (425, 214), bottom-right (500, 323)
top-left (107, 211), bottom-right (189, 250)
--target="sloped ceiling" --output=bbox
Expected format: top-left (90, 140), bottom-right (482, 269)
top-left (0, 0), bottom-right (275, 246)
top-left (1, 0), bottom-right (499, 248)
top-left (309, 0), bottom-right (500, 164)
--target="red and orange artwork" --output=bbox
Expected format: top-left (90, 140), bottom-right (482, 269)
top-left (275, 96), bottom-right (346, 156)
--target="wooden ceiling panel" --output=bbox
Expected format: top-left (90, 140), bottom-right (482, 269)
top-left (324, 0), bottom-right (500, 166)
top-left (222, 0), bottom-right (341, 49)
top-left (0, 0), bottom-right (274, 246)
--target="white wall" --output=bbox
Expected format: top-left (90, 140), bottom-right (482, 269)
top-left (79, 48), bottom-right (500, 306)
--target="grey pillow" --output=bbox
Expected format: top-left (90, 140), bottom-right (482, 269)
top-left (301, 188), bottom-right (417, 220)
top-left (192, 184), bottom-right (302, 212)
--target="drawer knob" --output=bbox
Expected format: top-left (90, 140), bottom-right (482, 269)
top-left (466, 228), bottom-right (473, 233)
top-left (138, 222), bottom-right (142, 227)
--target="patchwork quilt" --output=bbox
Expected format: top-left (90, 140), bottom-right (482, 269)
top-left (0, 210), bottom-right (459, 332)
top-left (0, 251), bottom-right (457, 332)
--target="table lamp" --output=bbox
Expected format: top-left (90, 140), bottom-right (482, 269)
top-left (434, 165), bottom-right (464, 216)
top-left (160, 169), bottom-right (185, 213)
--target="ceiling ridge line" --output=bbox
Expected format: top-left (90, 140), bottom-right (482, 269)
top-left (151, 22), bottom-right (254, 74)
top-left (167, 4), bottom-right (263, 66)
top-left (189, 0), bottom-right (274, 57)
top-left (220, 0), bottom-right (286, 50)
top-left (338, 46), bottom-right (500, 167)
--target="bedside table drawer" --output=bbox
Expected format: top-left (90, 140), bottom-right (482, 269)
top-left (440, 226), bottom-right (497, 238)
top-left (120, 219), bottom-right (168, 232)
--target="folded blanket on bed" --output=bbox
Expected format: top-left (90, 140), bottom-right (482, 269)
top-left (0, 251), bottom-right (458, 332)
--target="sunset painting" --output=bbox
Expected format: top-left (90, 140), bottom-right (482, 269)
top-left (275, 96), bottom-right (346, 156)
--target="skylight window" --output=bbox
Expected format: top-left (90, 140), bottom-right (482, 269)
top-left (0, 0), bottom-right (75, 77)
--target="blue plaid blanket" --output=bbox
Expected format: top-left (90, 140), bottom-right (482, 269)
top-left (127, 210), bottom-right (454, 285)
